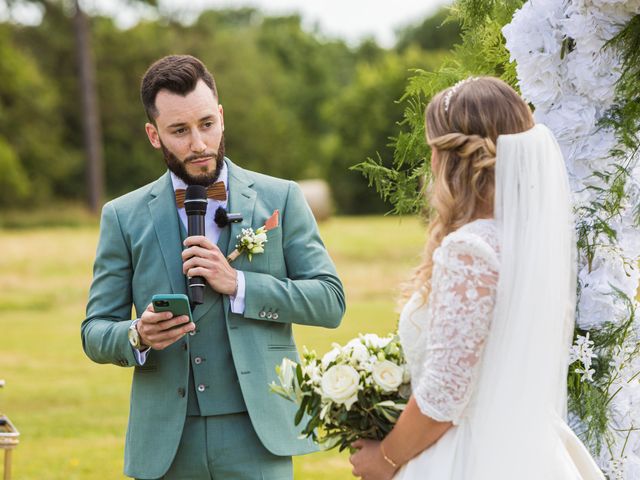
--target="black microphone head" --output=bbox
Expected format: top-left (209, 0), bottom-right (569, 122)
top-left (185, 185), bottom-right (208, 215)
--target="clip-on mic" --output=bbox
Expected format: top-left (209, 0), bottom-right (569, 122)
top-left (214, 207), bottom-right (243, 228)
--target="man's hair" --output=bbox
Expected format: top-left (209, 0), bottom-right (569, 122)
top-left (140, 55), bottom-right (218, 122)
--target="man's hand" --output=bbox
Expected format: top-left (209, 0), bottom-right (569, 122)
top-left (182, 235), bottom-right (238, 295)
top-left (349, 439), bottom-right (398, 480)
top-left (137, 303), bottom-right (195, 350)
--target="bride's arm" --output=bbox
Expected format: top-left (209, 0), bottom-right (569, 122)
top-left (351, 234), bottom-right (498, 478)
top-left (350, 398), bottom-right (450, 479)
top-left (381, 395), bottom-right (452, 465)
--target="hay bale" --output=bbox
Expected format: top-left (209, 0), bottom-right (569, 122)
top-left (296, 179), bottom-right (332, 222)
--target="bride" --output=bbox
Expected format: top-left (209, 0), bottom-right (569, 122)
top-left (349, 77), bottom-right (604, 479)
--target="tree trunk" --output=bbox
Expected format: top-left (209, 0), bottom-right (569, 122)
top-left (73, 0), bottom-right (104, 213)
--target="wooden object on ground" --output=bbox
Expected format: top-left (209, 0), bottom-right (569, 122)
top-left (0, 380), bottom-right (19, 480)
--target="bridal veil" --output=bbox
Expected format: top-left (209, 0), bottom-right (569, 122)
top-left (467, 124), bottom-right (602, 479)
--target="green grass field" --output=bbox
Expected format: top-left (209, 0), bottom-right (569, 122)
top-left (0, 215), bottom-right (426, 479)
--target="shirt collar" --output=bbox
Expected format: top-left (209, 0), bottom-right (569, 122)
top-left (169, 160), bottom-right (228, 194)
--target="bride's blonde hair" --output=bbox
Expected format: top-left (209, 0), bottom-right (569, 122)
top-left (408, 77), bottom-right (534, 301)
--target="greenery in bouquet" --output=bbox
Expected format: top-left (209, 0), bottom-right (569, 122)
top-left (270, 333), bottom-right (411, 452)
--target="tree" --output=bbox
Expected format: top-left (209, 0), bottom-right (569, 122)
top-left (395, 8), bottom-right (461, 52)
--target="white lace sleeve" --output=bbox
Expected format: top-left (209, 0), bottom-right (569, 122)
top-left (413, 232), bottom-right (499, 425)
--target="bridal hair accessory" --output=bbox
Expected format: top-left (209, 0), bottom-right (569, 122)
top-left (227, 210), bottom-right (279, 262)
top-left (443, 76), bottom-right (480, 113)
top-left (214, 206), bottom-right (243, 228)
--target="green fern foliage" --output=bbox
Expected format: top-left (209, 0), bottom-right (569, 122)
top-left (352, 0), bottom-right (525, 216)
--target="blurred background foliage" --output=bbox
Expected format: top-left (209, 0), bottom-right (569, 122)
top-left (1, 2), bottom-right (459, 214)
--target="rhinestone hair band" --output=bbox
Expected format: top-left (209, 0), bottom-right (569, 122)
top-left (443, 76), bottom-right (480, 113)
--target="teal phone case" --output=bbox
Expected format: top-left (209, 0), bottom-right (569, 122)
top-left (151, 293), bottom-right (193, 322)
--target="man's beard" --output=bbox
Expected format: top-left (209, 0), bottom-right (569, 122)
top-left (161, 134), bottom-right (225, 186)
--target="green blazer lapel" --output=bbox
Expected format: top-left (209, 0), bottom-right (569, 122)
top-left (223, 159), bottom-right (257, 315)
top-left (225, 159), bottom-right (257, 259)
top-left (148, 171), bottom-right (188, 296)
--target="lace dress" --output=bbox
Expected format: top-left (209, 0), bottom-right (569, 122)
top-left (395, 219), bottom-right (603, 480)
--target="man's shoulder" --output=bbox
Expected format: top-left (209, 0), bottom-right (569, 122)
top-left (232, 164), bottom-right (291, 189)
top-left (229, 162), bottom-right (297, 201)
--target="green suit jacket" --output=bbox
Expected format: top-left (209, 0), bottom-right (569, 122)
top-left (82, 159), bottom-right (345, 479)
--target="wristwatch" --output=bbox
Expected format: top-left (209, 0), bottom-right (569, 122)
top-left (128, 319), bottom-right (147, 350)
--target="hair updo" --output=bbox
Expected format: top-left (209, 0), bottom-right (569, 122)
top-left (408, 76), bottom-right (534, 301)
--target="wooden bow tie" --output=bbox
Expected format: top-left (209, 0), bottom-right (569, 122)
top-left (175, 182), bottom-right (226, 208)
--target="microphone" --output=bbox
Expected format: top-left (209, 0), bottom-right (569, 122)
top-left (214, 206), bottom-right (243, 228)
top-left (184, 185), bottom-right (207, 306)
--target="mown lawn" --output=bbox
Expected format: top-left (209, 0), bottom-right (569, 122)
top-left (0, 215), bottom-right (426, 479)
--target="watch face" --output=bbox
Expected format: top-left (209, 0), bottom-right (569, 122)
top-left (128, 325), bottom-right (139, 348)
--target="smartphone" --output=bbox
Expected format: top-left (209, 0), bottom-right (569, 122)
top-left (151, 294), bottom-right (193, 325)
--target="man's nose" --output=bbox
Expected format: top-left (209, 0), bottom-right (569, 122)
top-left (190, 131), bottom-right (207, 153)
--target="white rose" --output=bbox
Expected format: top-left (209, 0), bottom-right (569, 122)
top-left (372, 360), bottom-right (404, 392)
top-left (321, 347), bottom-right (341, 369)
top-left (362, 333), bottom-right (391, 349)
top-left (321, 365), bottom-right (361, 410)
top-left (348, 343), bottom-right (370, 364)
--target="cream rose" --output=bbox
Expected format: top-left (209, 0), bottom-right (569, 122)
top-left (321, 365), bottom-right (360, 410)
top-left (372, 360), bottom-right (404, 392)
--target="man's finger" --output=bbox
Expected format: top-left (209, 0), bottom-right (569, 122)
top-left (183, 235), bottom-right (217, 250)
top-left (147, 323), bottom-right (192, 347)
top-left (182, 257), bottom-right (215, 274)
top-left (157, 316), bottom-right (192, 332)
top-left (181, 245), bottom-right (216, 261)
top-left (143, 310), bottom-right (173, 323)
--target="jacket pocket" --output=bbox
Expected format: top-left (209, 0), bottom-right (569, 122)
top-left (267, 344), bottom-right (298, 351)
top-left (134, 365), bottom-right (158, 373)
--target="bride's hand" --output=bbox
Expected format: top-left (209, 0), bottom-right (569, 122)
top-left (349, 439), bottom-right (398, 479)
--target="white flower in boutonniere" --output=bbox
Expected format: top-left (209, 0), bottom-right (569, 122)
top-left (226, 209), bottom-right (279, 262)
top-left (235, 226), bottom-right (268, 261)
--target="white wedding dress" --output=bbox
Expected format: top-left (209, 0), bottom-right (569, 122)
top-left (396, 218), bottom-right (604, 479)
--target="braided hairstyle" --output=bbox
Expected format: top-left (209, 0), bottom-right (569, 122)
top-left (408, 77), bottom-right (534, 301)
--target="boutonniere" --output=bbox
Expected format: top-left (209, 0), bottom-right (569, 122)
top-left (227, 210), bottom-right (279, 262)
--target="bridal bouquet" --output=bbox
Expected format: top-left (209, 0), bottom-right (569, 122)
top-left (270, 333), bottom-right (411, 451)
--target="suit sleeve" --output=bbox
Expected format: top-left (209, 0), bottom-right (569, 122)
top-left (242, 181), bottom-right (345, 328)
top-left (81, 201), bottom-right (137, 367)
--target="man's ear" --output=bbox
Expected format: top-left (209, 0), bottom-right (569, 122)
top-left (145, 122), bottom-right (162, 149)
top-left (218, 104), bottom-right (224, 132)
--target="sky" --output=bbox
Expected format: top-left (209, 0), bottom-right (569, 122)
top-left (151, 0), bottom-right (453, 47)
top-left (3, 0), bottom-right (452, 48)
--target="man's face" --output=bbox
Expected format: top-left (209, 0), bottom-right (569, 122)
top-left (145, 79), bottom-right (225, 186)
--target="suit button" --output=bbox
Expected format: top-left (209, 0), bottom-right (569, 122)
top-left (272, 313), bottom-right (279, 320)
top-left (266, 312), bottom-right (273, 319)
top-left (189, 329), bottom-right (196, 336)
top-left (259, 311), bottom-right (266, 318)
top-left (197, 384), bottom-right (206, 392)
top-left (194, 357), bottom-right (202, 365)
top-left (178, 388), bottom-right (186, 398)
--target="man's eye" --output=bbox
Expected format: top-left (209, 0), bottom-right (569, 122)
top-left (203, 122), bottom-right (214, 128)
top-left (174, 128), bottom-right (187, 135)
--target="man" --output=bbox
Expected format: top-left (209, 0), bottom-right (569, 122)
top-left (82, 54), bottom-right (345, 479)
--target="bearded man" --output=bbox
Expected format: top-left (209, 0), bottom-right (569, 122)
top-left (82, 54), bottom-right (345, 480)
